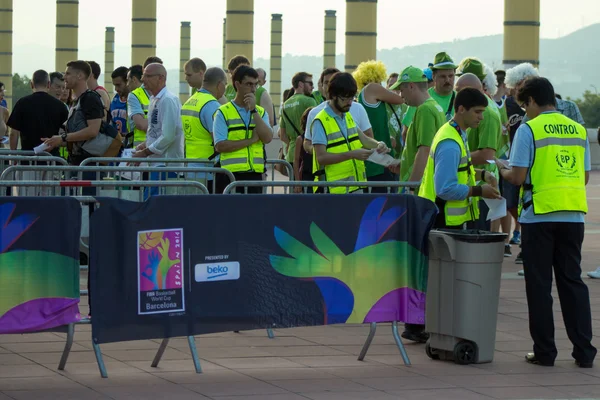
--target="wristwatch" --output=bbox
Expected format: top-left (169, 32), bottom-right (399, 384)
top-left (61, 132), bottom-right (68, 143)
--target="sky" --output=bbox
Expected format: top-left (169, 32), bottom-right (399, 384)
top-left (11, 0), bottom-right (600, 75)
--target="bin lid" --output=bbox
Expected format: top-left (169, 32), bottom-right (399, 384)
top-left (432, 229), bottom-right (508, 243)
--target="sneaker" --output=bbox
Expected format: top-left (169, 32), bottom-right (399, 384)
top-left (587, 267), bottom-right (600, 279)
top-left (509, 231), bottom-right (521, 245)
top-left (515, 252), bottom-right (523, 264)
top-left (504, 244), bottom-right (512, 257)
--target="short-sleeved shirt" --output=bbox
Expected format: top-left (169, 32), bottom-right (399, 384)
top-left (7, 92), bottom-right (68, 152)
top-left (279, 94), bottom-right (317, 162)
top-left (311, 103), bottom-right (350, 146)
top-left (510, 111), bottom-right (590, 224)
top-left (305, 101), bottom-right (372, 141)
top-left (127, 85), bottom-right (150, 131)
top-left (213, 101), bottom-right (271, 145)
top-left (197, 88), bottom-right (221, 133)
top-left (467, 98), bottom-right (501, 174)
top-left (399, 97), bottom-right (445, 180)
top-left (505, 95), bottom-right (525, 145)
top-left (402, 87), bottom-right (455, 126)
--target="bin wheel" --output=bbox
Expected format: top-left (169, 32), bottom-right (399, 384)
top-left (425, 340), bottom-right (440, 360)
top-left (453, 341), bottom-right (476, 365)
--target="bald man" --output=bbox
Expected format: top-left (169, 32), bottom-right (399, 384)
top-left (254, 67), bottom-right (276, 128)
top-left (133, 63), bottom-right (184, 174)
top-left (455, 73), bottom-right (502, 230)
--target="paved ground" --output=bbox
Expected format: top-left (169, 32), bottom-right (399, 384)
top-left (2, 172), bottom-right (600, 400)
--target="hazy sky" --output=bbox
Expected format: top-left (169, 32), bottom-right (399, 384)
top-left (11, 0), bottom-right (600, 74)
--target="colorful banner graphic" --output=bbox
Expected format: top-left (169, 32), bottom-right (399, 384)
top-left (90, 194), bottom-right (437, 344)
top-left (137, 228), bottom-right (185, 315)
top-left (0, 199), bottom-right (81, 334)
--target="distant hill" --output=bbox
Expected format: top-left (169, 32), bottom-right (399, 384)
top-left (15, 23), bottom-right (592, 101)
top-left (245, 23), bottom-right (600, 101)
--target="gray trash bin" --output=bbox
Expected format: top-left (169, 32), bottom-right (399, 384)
top-left (425, 229), bottom-right (507, 365)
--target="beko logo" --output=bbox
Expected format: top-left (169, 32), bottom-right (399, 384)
top-left (195, 262), bottom-right (240, 282)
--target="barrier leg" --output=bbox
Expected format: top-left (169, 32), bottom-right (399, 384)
top-left (151, 338), bottom-right (170, 368)
top-left (266, 328), bottom-right (275, 339)
top-left (187, 336), bottom-right (202, 374)
top-left (391, 321), bottom-right (411, 366)
top-left (358, 322), bottom-right (377, 361)
top-left (92, 341), bottom-right (108, 378)
top-left (57, 323), bottom-right (75, 370)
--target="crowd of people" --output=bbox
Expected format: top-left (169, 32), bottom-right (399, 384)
top-left (0, 52), bottom-right (597, 368)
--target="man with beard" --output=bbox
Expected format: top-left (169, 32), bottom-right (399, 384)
top-left (279, 72), bottom-right (317, 172)
top-left (310, 72), bottom-right (389, 194)
top-left (109, 66), bottom-right (130, 135)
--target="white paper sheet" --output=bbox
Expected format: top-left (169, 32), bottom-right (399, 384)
top-left (483, 197), bottom-right (507, 221)
top-left (367, 151), bottom-right (400, 167)
top-left (33, 143), bottom-right (50, 154)
top-left (118, 149), bottom-right (141, 181)
top-left (487, 159), bottom-right (511, 169)
top-left (0, 136), bottom-right (8, 144)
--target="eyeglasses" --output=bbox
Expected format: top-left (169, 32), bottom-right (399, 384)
top-left (337, 96), bottom-right (354, 103)
top-left (303, 81), bottom-right (314, 86)
top-left (142, 74), bottom-right (162, 79)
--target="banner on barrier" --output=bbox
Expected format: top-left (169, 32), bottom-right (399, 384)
top-left (0, 198), bottom-right (81, 334)
top-left (90, 195), bottom-right (437, 344)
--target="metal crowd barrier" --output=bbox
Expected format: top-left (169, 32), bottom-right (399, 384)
top-left (224, 180), bottom-right (421, 195)
top-left (223, 179), bottom-right (421, 365)
top-left (0, 149), bottom-right (54, 157)
top-left (0, 165), bottom-right (235, 197)
top-left (0, 181), bottom-right (209, 378)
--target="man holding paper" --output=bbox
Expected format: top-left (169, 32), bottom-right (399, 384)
top-left (498, 77), bottom-right (595, 369)
top-left (311, 72), bottom-right (389, 194)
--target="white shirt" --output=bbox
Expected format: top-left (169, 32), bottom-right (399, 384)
top-left (147, 86), bottom-right (184, 163)
top-left (304, 101), bottom-right (372, 141)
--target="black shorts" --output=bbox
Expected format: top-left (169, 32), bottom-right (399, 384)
top-left (500, 175), bottom-right (520, 209)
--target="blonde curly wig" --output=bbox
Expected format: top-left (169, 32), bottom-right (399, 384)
top-left (352, 60), bottom-right (388, 92)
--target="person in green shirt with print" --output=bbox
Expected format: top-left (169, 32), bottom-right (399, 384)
top-left (353, 60), bottom-right (405, 191)
top-left (390, 66), bottom-right (446, 192)
top-left (455, 61), bottom-right (502, 232)
top-left (401, 52), bottom-right (458, 139)
top-left (279, 72), bottom-right (318, 169)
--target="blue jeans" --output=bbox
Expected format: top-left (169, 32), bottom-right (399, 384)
top-left (144, 170), bottom-right (179, 199)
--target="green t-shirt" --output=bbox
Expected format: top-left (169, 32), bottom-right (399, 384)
top-left (358, 90), bottom-right (393, 178)
top-left (279, 94), bottom-right (317, 162)
top-left (225, 84), bottom-right (236, 102)
top-left (467, 98), bottom-right (502, 176)
top-left (495, 98), bottom-right (510, 159)
top-left (399, 97), bottom-right (446, 181)
top-left (401, 87), bottom-right (455, 126)
top-left (387, 103), bottom-right (407, 158)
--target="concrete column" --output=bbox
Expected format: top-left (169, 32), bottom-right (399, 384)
top-left (222, 18), bottom-right (227, 70)
top-left (270, 14), bottom-right (282, 118)
top-left (323, 10), bottom-right (336, 69)
top-left (345, 0), bottom-right (377, 72)
top-left (0, 0), bottom-right (12, 109)
top-left (104, 27), bottom-right (115, 95)
top-left (131, 0), bottom-right (157, 66)
top-left (179, 21), bottom-right (191, 104)
top-left (55, 0), bottom-right (78, 72)
top-left (503, 0), bottom-right (540, 67)
top-left (225, 0), bottom-right (254, 66)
